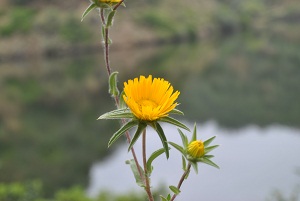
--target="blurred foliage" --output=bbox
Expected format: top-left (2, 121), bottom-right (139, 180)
top-left (0, 181), bottom-right (161, 201)
top-left (0, 7), bottom-right (36, 36)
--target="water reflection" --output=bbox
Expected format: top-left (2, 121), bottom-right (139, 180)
top-left (88, 121), bottom-right (300, 201)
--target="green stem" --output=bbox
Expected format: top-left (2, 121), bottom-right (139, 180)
top-left (170, 163), bottom-right (192, 201)
top-left (142, 129), bottom-right (154, 201)
top-left (99, 7), bottom-right (144, 186)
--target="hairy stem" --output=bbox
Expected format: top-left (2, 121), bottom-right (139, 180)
top-left (142, 129), bottom-right (154, 201)
top-left (170, 163), bottom-right (192, 201)
top-left (99, 7), bottom-right (144, 187)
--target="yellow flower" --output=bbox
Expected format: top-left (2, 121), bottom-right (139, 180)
top-left (187, 140), bottom-right (205, 158)
top-left (123, 75), bottom-right (180, 121)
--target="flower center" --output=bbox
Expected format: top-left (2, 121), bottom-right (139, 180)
top-left (137, 99), bottom-right (158, 110)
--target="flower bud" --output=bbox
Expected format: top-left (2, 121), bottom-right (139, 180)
top-left (187, 140), bottom-right (205, 158)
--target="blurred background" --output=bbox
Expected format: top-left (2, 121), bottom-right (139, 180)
top-left (0, 0), bottom-right (300, 200)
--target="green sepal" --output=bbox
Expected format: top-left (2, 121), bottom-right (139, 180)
top-left (205, 145), bottom-right (219, 154)
top-left (168, 142), bottom-right (185, 156)
top-left (169, 108), bottom-right (184, 115)
top-left (98, 108), bottom-right (133, 119)
top-left (177, 129), bottom-right (188, 148)
top-left (106, 10), bottom-right (116, 27)
top-left (108, 119), bottom-right (138, 147)
top-left (204, 136), bottom-right (216, 147)
top-left (127, 122), bottom-right (147, 152)
top-left (159, 116), bottom-right (190, 132)
top-left (81, 3), bottom-right (97, 21)
top-left (146, 148), bottom-right (169, 175)
top-left (108, 71), bottom-right (119, 97)
top-left (125, 159), bottom-right (145, 187)
top-left (96, 2), bottom-right (111, 9)
top-left (191, 162), bottom-right (198, 174)
top-left (197, 157), bottom-right (220, 169)
top-left (204, 154), bottom-right (214, 159)
top-left (191, 123), bottom-right (197, 142)
top-left (118, 90), bottom-right (126, 109)
top-left (169, 186), bottom-right (181, 195)
top-left (121, 2), bottom-right (126, 7)
top-left (150, 122), bottom-right (169, 159)
top-left (182, 156), bottom-right (187, 171)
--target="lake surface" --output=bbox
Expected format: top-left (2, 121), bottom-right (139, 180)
top-left (87, 122), bottom-right (300, 201)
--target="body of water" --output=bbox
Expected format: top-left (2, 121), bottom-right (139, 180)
top-left (88, 121), bottom-right (300, 201)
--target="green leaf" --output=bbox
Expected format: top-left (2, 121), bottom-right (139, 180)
top-left (169, 108), bottom-right (184, 115)
top-left (108, 120), bottom-right (138, 147)
top-left (108, 71), bottom-right (119, 97)
top-left (151, 122), bottom-right (169, 159)
top-left (98, 108), bottom-right (133, 119)
top-left (197, 157), bottom-right (220, 169)
top-left (177, 129), bottom-right (188, 148)
top-left (159, 116), bottom-right (190, 132)
top-left (169, 186), bottom-right (181, 195)
top-left (125, 159), bottom-right (145, 187)
top-left (191, 162), bottom-right (198, 174)
top-left (147, 148), bottom-right (170, 175)
top-left (192, 123), bottom-right (197, 142)
top-left (182, 156), bottom-right (187, 171)
top-left (168, 142), bottom-right (185, 156)
top-left (205, 145), bottom-right (219, 154)
top-left (81, 3), bottom-right (97, 21)
top-left (106, 10), bottom-right (116, 27)
top-left (167, 194), bottom-right (171, 200)
top-left (204, 136), bottom-right (216, 147)
top-left (127, 122), bottom-right (147, 151)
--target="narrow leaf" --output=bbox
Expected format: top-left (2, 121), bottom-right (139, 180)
top-left (169, 108), bottom-right (184, 115)
top-left (159, 116), bottom-right (190, 132)
top-left (152, 122), bottom-right (169, 159)
top-left (168, 142), bottom-right (185, 156)
top-left (127, 122), bottom-right (147, 151)
top-left (147, 148), bottom-right (169, 175)
top-left (125, 159), bottom-right (145, 187)
top-left (204, 136), bottom-right (216, 147)
top-left (169, 186), bottom-right (181, 195)
top-left (160, 195), bottom-right (168, 201)
top-left (204, 155), bottom-right (214, 159)
top-left (106, 10), bottom-right (116, 27)
top-left (108, 120), bottom-right (138, 147)
top-left (177, 129), bottom-right (188, 148)
top-left (81, 3), bottom-right (97, 21)
top-left (98, 108), bottom-right (133, 119)
top-left (198, 157), bottom-right (220, 169)
top-left (108, 71), bottom-right (119, 97)
top-left (205, 145), bottom-right (219, 154)
top-left (192, 123), bottom-right (197, 141)
top-left (191, 162), bottom-right (198, 174)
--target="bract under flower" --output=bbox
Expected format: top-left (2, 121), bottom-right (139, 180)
top-left (123, 75), bottom-right (180, 121)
